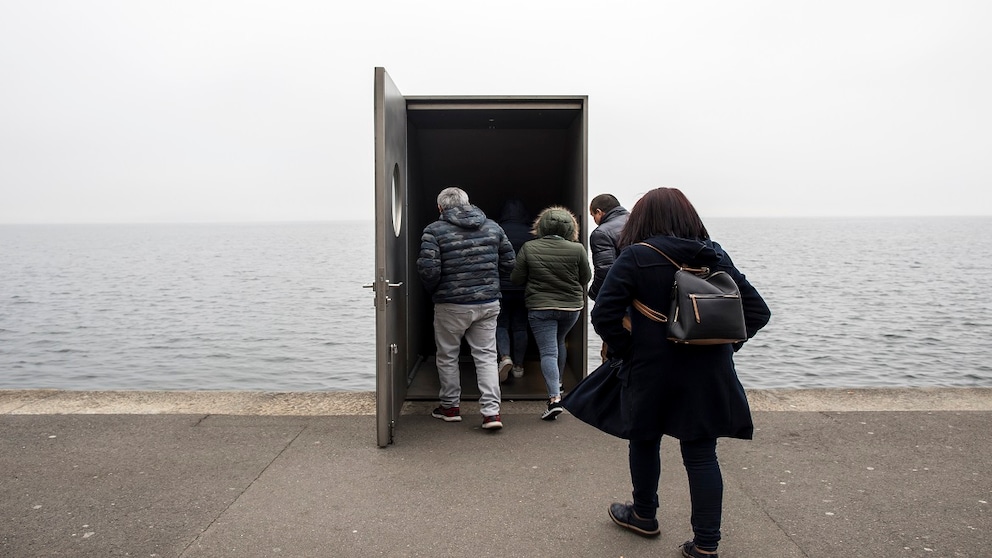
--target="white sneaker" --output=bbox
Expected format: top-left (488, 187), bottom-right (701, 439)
top-left (498, 357), bottom-right (513, 382)
top-left (511, 365), bottom-right (524, 378)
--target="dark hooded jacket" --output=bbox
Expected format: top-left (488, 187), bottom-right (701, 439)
top-left (590, 235), bottom-right (770, 441)
top-left (511, 206), bottom-right (591, 310)
top-left (588, 205), bottom-right (629, 301)
top-left (497, 200), bottom-right (535, 293)
top-left (417, 204), bottom-right (515, 304)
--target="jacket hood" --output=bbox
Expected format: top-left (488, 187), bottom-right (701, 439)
top-left (641, 234), bottom-right (726, 268)
top-left (532, 205), bottom-right (579, 241)
top-left (441, 204), bottom-right (487, 230)
top-left (499, 199), bottom-right (530, 224)
top-left (601, 205), bottom-right (629, 224)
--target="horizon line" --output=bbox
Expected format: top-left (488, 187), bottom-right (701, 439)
top-left (1, 214), bottom-right (991, 226)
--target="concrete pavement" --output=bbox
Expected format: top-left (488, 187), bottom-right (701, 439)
top-left (1, 388), bottom-right (990, 557)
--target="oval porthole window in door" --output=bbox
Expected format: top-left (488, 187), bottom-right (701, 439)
top-left (390, 163), bottom-right (402, 237)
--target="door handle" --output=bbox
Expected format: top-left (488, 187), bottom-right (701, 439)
top-left (363, 281), bottom-right (403, 289)
top-left (365, 278), bottom-right (404, 309)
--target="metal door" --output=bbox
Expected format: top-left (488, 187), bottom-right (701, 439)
top-left (371, 67), bottom-right (408, 447)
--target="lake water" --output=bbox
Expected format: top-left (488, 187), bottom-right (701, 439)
top-left (2, 218), bottom-right (990, 391)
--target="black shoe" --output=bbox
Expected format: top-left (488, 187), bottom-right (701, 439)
top-left (608, 502), bottom-right (660, 538)
top-left (680, 540), bottom-right (718, 557)
top-left (541, 399), bottom-right (564, 420)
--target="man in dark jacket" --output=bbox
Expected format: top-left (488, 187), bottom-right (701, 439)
top-left (417, 187), bottom-right (515, 430)
top-left (588, 193), bottom-right (629, 301)
top-left (589, 194), bottom-right (629, 362)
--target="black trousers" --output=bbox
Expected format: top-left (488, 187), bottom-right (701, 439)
top-left (628, 437), bottom-right (722, 552)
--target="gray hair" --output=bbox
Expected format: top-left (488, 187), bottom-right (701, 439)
top-left (437, 187), bottom-right (469, 210)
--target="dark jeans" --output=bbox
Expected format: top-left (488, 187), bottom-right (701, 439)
top-left (629, 437), bottom-right (722, 552)
top-left (496, 293), bottom-right (528, 364)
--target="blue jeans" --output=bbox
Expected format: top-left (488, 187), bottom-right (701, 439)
top-left (496, 293), bottom-right (528, 364)
top-left (629, 437), bottom-right (722, 552)
top-left (527, 309), bottom-right (580, 398)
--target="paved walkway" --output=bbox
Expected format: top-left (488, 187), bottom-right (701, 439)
top-left (1, 388), bottom-right (990, 557)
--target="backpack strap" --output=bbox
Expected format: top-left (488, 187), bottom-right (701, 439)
top-left (632, 299), bottom-right (667, 323)
top-left (635, 242), bottom-right (709, 275)
top-left (630, 243), bottom-right (672, 322)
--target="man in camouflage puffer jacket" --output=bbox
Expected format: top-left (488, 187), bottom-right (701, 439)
top-left (417, 187), bottom-right (515, 430)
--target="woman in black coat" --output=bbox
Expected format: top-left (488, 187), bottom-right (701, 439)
top-left (590, 187), bottom-right (770, 558)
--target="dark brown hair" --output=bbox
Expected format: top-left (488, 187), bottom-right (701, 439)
top-left (617, 187), bottom-right (709, 248)
top-left (589, 193), bottom-right (621, 213)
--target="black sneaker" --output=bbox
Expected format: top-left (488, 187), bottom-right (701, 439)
top-left (680, 540), bottom-right (718, 557)
top-left (608, 502), bottom-right (660, 538)
top-left (431, 405), bottom-right (461, 422)
top-left (541, 399), bottom-right (564, 421)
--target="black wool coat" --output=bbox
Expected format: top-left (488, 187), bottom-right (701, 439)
top-left (590, 234), bottom-right (771, 441)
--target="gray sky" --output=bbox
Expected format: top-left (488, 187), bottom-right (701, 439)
top-left (1, 1), bottom-right (990, 223)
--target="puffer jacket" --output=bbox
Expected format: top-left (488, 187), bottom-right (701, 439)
top-left (417, 204), bottom-right (515, 304)
top-left (588, 205), bottom-right (629, 301)
top-left (511, 206), bottom-right (591, 310)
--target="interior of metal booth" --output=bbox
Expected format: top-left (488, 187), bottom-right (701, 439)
top-left (402, 98), bottom-right (589, 401)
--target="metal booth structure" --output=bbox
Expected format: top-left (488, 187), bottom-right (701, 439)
top-left (370, 67), bottom-right (589, 447)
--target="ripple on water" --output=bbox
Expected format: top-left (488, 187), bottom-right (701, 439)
top-left (3, 219), bottom-right (992, 391)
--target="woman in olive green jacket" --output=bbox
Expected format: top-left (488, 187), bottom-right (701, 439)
top-left (511, 206), bottom-right (592, 420)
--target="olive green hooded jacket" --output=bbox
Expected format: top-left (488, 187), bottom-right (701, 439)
top-left (510, 206), bottom-right (592, 310)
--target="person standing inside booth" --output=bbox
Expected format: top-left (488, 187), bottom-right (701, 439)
top-left (495, 198), bottom-right (535, 383)
top-left (417, 187), bottom-right (516, 430)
